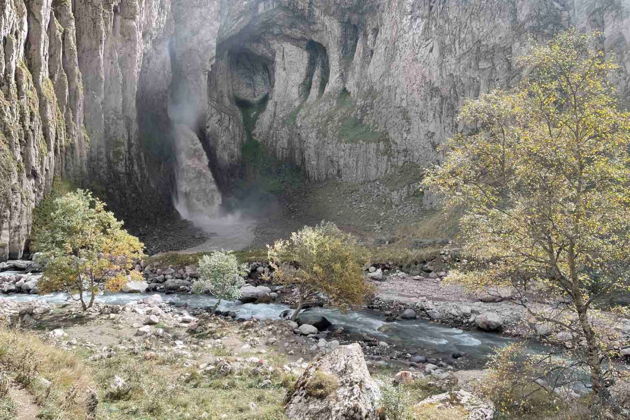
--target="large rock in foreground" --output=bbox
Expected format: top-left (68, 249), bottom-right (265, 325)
top-left (285, 343), bottom-right (381, 420)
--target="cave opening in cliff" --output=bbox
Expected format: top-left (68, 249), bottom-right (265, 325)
top-left (300, 40), bottom-right (330, 100)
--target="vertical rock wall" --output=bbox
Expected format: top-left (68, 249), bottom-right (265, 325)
top-left (1, 0), bottom-right (87, 259)
top-left (0, 0), bottom-right (200, 259)
top-left (1, 0), bottom-right (629, 259)
top-left (205, 0), bottom-right (630, 187)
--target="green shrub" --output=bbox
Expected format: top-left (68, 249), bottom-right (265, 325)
top-left (379, 384), bottom-right (412, 420)
top-left (305, 370), bottom-right (339, 399)
top-left (268, 222), bottom-right (372, 320)
top-left (477, 343), bottom-right (565, 417)
top-left (193, 251), bottom-right (246, 308)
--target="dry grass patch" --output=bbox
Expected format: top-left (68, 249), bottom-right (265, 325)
top-left (93, 350), bottom-right (290, 419)
top-left (0, 326), bottom-right (95, 419)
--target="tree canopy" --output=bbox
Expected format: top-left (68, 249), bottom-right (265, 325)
top-left (268, 222), bottom-right (372, 320)
top-left (33, 189), bottom-right (145, 310)
top-left (424, 30), bottom-right (629, 405)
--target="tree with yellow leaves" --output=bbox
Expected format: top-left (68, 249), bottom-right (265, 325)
top-left (33, 189), bottom-right (145, 310)
top-left (268, 222), bottom-right (372, 321)
top-left (424, 30), bottom-right (629, 407)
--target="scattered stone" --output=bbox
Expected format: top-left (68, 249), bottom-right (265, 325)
top-left (393, 370), bottom-right (414, 385)
top-left (424, 363), bottom-right (439, 374)
top-left (136, 326), bottom-right (152, 336)
top-left (414, 390), bottom-right (494, 419)
top-left (179, 313), bottom-right (196, 324)
top-left (50, 328), bottom-right (67, 338)
top-left (298, 324), bottom-right (318, 336)
top-left (410, 355), bottom-right (427, 364)
top-left (107, 375), bottom-right (131, 400)
top-left (367, 269), bottom-right (384, 281)
top-left (144, 315), bottom-right (160, 325)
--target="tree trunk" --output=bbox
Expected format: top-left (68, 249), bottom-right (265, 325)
top-left (567, 246), bottom-right (611, 405)
top-left (290, 295), bottom-right (304, 321)
top-left (213, 299), bottom-right (222, 313)
top-left (575, 302), bottom-right (610, 403)
top-left (78, 288), bottom-right (87, 311)
top-left (87, 289), bottom-right (96, 309)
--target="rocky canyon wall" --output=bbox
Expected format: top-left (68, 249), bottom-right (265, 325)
top-left (1, 0), bottom-right (629, 259)
top-left (205, 0), bottom-right (630, 188)
top-left (0, 0), bottom-right (224, 259)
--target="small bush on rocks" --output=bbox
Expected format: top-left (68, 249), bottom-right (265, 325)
top-left (379, 384), bottom-right (413, 420)
top-left (304, 370), bottom-right (339, 399)
top-left (411, 402), bottom-right (467, 420)
top-left (193, 251), bottom-right (246, 309)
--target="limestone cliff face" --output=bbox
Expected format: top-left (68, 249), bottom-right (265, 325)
top-left (0, 0), bottom-right (224, 258)
top-left (205, 0), bottom-right (630, 187)
top-left (1, 0), bottom-right (87, 259)
top-left (1, 0), bottom-right (629, 259)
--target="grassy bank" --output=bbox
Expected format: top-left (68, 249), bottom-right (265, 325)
top-left (0, 326), bottom-right (95, 419)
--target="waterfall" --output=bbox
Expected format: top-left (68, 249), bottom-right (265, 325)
top-left (172, 124), bottom-right (222, 224)
top-left (171, 123), bottom-right (256, 251)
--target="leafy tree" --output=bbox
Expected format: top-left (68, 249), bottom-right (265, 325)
top-left (33, 189), bottom-right (145, 310)
top-left (477, 343), bottom-right (567, 417)
top-left (193, 251), bottom-right (246, 310)
top-left (424, 30), bottom-right (629, 407)
top-left (268, 222), bottom-right (372, 321)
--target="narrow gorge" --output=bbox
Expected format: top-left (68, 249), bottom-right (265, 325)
top-left (2, 0), bottom-right (628, 258)
top-left (1, 1), bottom-right (630, 419)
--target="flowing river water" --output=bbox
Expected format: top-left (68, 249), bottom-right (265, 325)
top-left (1, 291), bottom-right (518, 366)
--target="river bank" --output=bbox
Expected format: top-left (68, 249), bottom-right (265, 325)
top-left (2, 256), bottom-right (629, 363)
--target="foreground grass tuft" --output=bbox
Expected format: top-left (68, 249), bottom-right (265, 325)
top-left (0, 326), bottom-right (95, 419)
top-left (94, 351), bottom-right (289, 419)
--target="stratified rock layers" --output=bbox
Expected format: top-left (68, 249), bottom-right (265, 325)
top-left (1, 0), bottom-right (629, 259)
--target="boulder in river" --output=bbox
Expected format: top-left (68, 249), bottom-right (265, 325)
top-left (475, 312), bottom-right (503, 332)
top-left (400, 308), bottom-right (417, 320)
top-left (123, 280), bottom-right (148, 293)
top-left (239, 285), bottom-right (271, 303)
top-left (298, 324), bottom-right (319, 336)
top-left (285, 343), bottom-right (381, 420)
top-left (297, 312), bottom-right (332, 331)
top-left (163, 279), bottom-right (191, 292)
